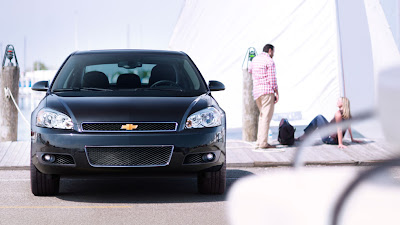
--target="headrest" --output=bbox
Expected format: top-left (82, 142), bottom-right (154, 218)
top-left (117, 73), bottom-right (141, 88)
top-left (83, 71), bottom-right (109, 89)
top-left (149, 64), bottom-right (176, 86)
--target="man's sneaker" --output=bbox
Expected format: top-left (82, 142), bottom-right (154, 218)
top-left (257, 144), bottom-right (276, 149)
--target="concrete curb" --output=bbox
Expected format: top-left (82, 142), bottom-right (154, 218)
top-left (0, 166), bottom-right (30, 170)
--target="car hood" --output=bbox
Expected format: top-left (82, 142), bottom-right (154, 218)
top-left (44, 94), bottom-right (215, 127)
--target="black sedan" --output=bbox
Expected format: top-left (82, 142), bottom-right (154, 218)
top-left (30, 50), bottom-right (226, 196)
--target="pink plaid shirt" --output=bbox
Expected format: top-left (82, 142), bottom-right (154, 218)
top-left (248, 52), bottom-right (278, 100)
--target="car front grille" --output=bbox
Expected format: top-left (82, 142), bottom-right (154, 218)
top-left (81, 122), bottom-right (177, 132)
top-left (54, 155), bottom-right (75, 165)
top-left (85, 146), bottom-right (174, 167)
top-left (183, 154), bottom-right (204, 164)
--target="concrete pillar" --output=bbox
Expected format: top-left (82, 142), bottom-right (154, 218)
top-left (242, 69), bottom-right (259, 142)
top-left (0, 66), bottom-right (20, 141)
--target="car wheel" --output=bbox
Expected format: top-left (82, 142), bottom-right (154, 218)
top-left (30, 162), bottom-right (60, 196)
top-left (197, 162), bottom-right (226, 194)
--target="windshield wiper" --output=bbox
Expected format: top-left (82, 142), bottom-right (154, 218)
top-left (52, 87), bottom-right (112, 92)
top-left (80, 87), bottom-right (112, 91)
top-left (144, 88), bottom-right (183, 92)
top-left (52, 88), bottom-right (81, 92)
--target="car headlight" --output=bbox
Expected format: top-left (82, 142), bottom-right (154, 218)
top-left (186, 107), bottom-right (222, 129)
top-left (36, 108), bottom-right (74, 130)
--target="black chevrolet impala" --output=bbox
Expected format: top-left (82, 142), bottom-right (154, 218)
top-left (30, 50), bottom-right (226, 196)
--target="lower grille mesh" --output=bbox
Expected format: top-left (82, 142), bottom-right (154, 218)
top-left (86, 146), bottom-right (173, 167)
top-left (183, 154), bottom-right (204, 164)
top-left (54, 155), bottom-right (75, 165)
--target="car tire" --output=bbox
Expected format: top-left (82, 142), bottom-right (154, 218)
top-left (197, 162), bottom-right (226, 194)
top-left (30, 162), bottom-right (60, 196)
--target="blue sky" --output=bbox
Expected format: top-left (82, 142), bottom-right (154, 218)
top-left (0, 0), bottom-right (184, 71)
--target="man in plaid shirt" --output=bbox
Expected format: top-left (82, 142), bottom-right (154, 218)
top-left (248, 44), bottom-right (279, 149)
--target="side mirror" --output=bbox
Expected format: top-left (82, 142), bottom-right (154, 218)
top-left (32, 81), bottom-right (49, 92)
top-left (209, 80), bottom-right (225, 91)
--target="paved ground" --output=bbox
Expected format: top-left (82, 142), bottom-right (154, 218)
top-left (0, 168), bottom-right (259, 225)
top-left (1, 166), bottom-right (400, 225)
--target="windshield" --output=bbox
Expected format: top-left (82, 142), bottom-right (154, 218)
top-left (51, 52), bottom-right (208, 97)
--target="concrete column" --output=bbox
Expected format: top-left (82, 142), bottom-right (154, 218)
top-left (0, 66), bottom-right (20, 141)
top-left (242, 69), bottom-right (259, 142)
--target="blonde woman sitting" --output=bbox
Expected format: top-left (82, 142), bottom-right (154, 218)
top-left (296, 97), bottom-right (362, 149)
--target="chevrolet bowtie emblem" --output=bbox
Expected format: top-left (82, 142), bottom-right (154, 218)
top-left (121, 124), bottom-right (138, 130)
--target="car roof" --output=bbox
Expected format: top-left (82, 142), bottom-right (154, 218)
top-left (73, 49), bottom-right (188, 56)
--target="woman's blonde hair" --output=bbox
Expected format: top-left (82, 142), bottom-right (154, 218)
top-left (340, 97), bottom-right (351, 119)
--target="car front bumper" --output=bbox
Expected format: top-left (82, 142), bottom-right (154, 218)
top-left (31, 126), bottom-right (226, 175)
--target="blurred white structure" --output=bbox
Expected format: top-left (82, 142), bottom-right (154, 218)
top-left (227, 167), bottom-right (400, 225)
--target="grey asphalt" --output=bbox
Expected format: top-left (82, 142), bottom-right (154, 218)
top-left (2, 166), bottom-right (399, 225)
top-left (0, 168), bottom-right (260, 225)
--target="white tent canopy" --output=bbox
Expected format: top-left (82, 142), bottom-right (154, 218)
top-left (169, 0), bottom-right (395, 128)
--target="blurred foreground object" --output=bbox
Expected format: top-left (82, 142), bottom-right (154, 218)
top-left (227, 167), bottom-right (400, 225)
top-left (377, 65), bottom-right (400, 148)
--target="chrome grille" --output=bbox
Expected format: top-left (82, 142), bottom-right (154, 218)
top-left (85, 146), bottom-right (174, 167)
top-left (81, 122), bottom-right (177, 132)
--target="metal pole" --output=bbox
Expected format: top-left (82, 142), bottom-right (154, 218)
top-left (0, 43), bottom-right (2, 66)
top-left (335, 0), bottom-right (346, 97)
top-left (24, 37), bottom-right (27, 76)
top-left (139, 24), bottom-right (143, 48)
top-left (127, 24), bottom-right (130, 48)
top-left (74, 11), bottom-right (79, 50)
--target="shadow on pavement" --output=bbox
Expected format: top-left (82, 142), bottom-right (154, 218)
top-left (56, 169), bottom-right (255, 204)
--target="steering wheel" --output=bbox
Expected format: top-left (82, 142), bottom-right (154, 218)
top-left (150, 80), bottom-right (181, 88)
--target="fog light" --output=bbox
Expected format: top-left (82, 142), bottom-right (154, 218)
top-left (202, 153), bottom-right (215, 162)
top-left (43, 154), bottom-right (56, 163)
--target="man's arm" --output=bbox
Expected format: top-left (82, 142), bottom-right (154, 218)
top-left (267, 60), bottom-right (278, 103)
top-left (274, 89), bottom-right (279, 104)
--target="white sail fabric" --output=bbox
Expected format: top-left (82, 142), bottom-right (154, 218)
top-left (169, 0), bottom-right (383, 128)
top-left (364, 0), bottom-right (400, 81)
top-left (336, 0), bottom-right (375, 115)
